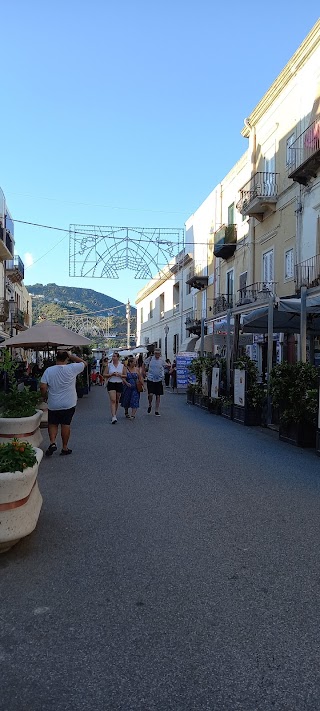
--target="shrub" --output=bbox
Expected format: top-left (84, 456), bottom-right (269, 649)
top-left (270, 362), bottom-right (318, 426)
top-left (0, 439), bottom-right (37, 473)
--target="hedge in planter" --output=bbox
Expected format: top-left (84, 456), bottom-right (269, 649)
top-left (0, 353), bottom-right (43, 446)
top-left (270, 362), bottom-right (318, 448)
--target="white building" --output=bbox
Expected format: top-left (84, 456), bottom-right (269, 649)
top-left (135, 250), bottom-right (195, 360)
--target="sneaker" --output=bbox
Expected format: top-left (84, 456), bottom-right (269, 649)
top-left (111, 416), bottom-right (117, 424)
top-left (147, 406), bottom-right (152, 414)
top-left (155, 412), bottom-right (161, 417)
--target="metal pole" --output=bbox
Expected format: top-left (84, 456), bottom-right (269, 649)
top-left (267, 293), bottom-right (274, 425)
top-left (226, 308), bottom-right (231, 395)
top-left (126, 300), bottom-right (131, 348)
top-left (300, 285), bottom-right (307, 363)
top-left (200, 317), bottom-right (205, 357)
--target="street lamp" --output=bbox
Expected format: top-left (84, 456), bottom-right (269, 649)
top-left (9, 296), bottom-right (15, 338)
top-left (164, 324), bottom-right (169, 360)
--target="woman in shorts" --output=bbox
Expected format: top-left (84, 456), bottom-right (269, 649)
top-left (103, 352), bottom-right (128, 424)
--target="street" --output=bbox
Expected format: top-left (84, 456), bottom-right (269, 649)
top-left (1, 387), bottom-right (320, 711)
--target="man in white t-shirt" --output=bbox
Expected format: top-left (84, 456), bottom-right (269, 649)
top-left (40, 351), bottom-right (86, 457)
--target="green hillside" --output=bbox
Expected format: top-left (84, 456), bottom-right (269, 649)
top-left (26, 284), bottom-right (136, 344)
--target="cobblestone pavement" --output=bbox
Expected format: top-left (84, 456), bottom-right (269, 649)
top-left (1, 386), bottom-right (320, 711)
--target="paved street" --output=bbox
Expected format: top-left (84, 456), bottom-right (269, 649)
top-left (1, 387), bottom-right (320, 711)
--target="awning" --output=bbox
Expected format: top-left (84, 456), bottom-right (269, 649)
top-left (242, 298), bottom-right (320, 335)
top-left (195, 334), bottom-right (214, 352)
top-left (0, 319), bottom-right (91, 348)
top-left (179, 336), bottom-right (198, 353)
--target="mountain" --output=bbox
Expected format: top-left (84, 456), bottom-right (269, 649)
top-left (25, 284), bottom-right (136, 343)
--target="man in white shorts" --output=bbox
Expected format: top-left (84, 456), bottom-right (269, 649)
top-left (40, 350), bottom-right (86, 456)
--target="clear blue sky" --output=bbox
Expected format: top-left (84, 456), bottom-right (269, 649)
top-left (2, 2), bottom-right (319, 307)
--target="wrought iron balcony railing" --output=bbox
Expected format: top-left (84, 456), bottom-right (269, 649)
top-left (12, 307), bottom-right (25, 328)
top-left (0, 228), bottom-right (14, 260)
top-left (295, 254), bottom-right (320, 291)
top-left (289, 118), bottom-right (320, 185)
top-left (236, 282), bottom-right (277, 307)
top-left (211, 294), bottom-right (234, 316)
top-left (185, 309), bottom-right (207, 334)
top-left (236, 171), bottom-right (279, 221)
top-left (5, 255), bottom-right (25, 282)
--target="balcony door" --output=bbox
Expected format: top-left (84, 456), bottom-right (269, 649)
top-left (263, 249), bottom-right (274, 290)
top-left (226, 269), bottom-right (234, 308)
top-left (263, 146), bottom-right (276, 196)
top-left (228, 203), bottom-right (234, 226)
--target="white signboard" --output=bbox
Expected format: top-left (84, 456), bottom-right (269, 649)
top-left (211, 367), bottom-right (220, 399)
top-left (234, 369), bottom-right (246, 407)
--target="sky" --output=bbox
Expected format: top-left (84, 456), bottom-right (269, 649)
top-left (2, 2), bottom-right (320, 308)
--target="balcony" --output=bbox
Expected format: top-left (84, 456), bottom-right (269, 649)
top-left (289, 118), bottom-right (320, 185)
top-left (5, 255), bottom-right (25, 283)
top-left (214, 224), bottom-right (237, 260)
top-left (0, 226), bottom-right (14, 260)
top-left (11, 306), bottom-right (26, 331)
top-left (211, 294), bottom-right (233, 317)
top-left (185, 272), bottom-right (208, 290)
top-left (236, 282), bottom-right (277, 307)
top-left (295, 254), bottom-right (320, 292)
top-left (0, 298), bottom-right (9, 322)
top-left (185, 311), bottom-right (202, 336)
top-left (237, 172), bottom-right (279, 222)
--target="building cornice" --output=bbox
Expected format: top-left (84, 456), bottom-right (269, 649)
top-left (135, 253), bottom-right (193, 304)
top-left (241, 20), bottom-right (320, 137)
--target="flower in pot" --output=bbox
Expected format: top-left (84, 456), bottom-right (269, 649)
top-left (0, 439), bottom-right (43, 553)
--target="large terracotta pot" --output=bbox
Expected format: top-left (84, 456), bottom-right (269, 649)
top-left (0, 447), bottom-right (43, 553)
top-left (0, 410), bottom-right (43, 447)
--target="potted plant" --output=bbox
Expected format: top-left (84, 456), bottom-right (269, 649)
top-left (208, 396), bottom-right (222, 415)
top-left (233, 355), bottom-right (265, 426)
top-left (186, 383), bottom-right (196, 405)
top-left (0, 352), bottom-right (43, 446)
top-left (221, 396), bottom-right (233, 420)
top-left (188, 356), bottom-right (214, 409)
top-left (270, 362), bottom-right (318, 447)
top-left (76, 372), bottom-right (89, 398)
top-left (0, 439), bottom-right (43, 553)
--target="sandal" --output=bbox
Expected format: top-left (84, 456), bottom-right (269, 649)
top-left (60, 448), bottom-right (72, 456)
top-left (45, 443), bottom-right (57, 457)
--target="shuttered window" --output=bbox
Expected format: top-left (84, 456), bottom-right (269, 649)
top-left (263, 249), bottom-right (274, 285)
top-left (285, 248), bottom-right (294, 279)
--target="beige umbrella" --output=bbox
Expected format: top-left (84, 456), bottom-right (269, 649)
top-left (0, 319), bottom-right (91, 348)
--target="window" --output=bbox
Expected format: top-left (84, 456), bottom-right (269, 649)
top-left (173, 334), bottom-right (179, 354)
top-left (285, 248), bottom-right (294, 279)
top-left (226, 269), bottom-right (234, 306)
top-left (158, 338), bottom-right (162, 349)
top-left (173, 283), bottom-right (180, 311)
top-left (286, 133), bottom-right (296, 168)
top-left (149, 300), bottom-right (153, 319)
top-left (239, 271), bottom-right (247, 299)
top-left (228, 203), bottom-right (235, 225)
top-left (140, 307), bottom-right (143, 324)
top-left (262, 249), bottom-right (274, 286)
top-left (186, 268), bottom-right (192, 295)
top-left (160, 292), bottom-right (165, 318)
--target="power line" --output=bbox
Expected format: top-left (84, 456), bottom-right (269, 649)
top-left (7, 191), bottom-right (187, 215)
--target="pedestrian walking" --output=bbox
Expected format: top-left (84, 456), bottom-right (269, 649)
top-left (170, 360), bottom-right (177, 391)
top-left (146, 348), bottom-right (164, 416)
top-left (102, 351), bottom-right (127, 424)
top-left (137, 353), bottom-right (146, 380)
top-left (164, 358), bottom-right (171, 387)
top-left (120, 356), bottom-right (144, 419)
top-left (40, 350), bottom-right (86, 457)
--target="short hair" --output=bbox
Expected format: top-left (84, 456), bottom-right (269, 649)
top-left (154, 349), bottom-right (161, 355)
top-left (56, 351), bottom-right (69, 362)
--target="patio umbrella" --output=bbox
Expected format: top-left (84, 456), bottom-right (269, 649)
top-left (0, 320), bottom-right (91, 348)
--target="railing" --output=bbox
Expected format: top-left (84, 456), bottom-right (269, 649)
top-left (0, 298), bottom-right (9, 322)
top-left (214, 224), bottom-right (237, 246)
top-left (12, 307), bottom-right (24, 327)
top-left (289, 118), bottom-right (320, 173)
top-left (236, 281), bottom-right (277, 306)
top-left (237, 172), bottom-right (279, 213)
top-left (5, 255), bottom-right (25, 280)
top-left (212, 294), bottom-right (233, 315)
top-left (295, 254), bottom-right (320, 291)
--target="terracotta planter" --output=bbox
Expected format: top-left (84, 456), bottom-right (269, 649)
top-left (0, 410), bottom-right (43, 447)
top-left (0, 448), bottom-right (43, 553)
